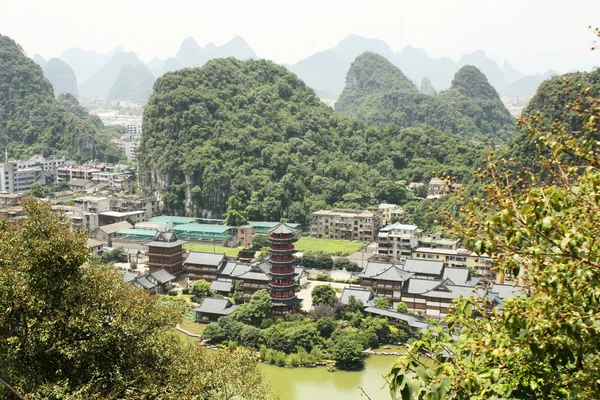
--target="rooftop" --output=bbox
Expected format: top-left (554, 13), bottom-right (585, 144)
top-left (191, 297), bottom-right (238, 316)
top-left (209, 279), bottom-right (234, 293)
top-left (380, 223), bottom-right (418, 232)
top-left (172, 223), bottom-right (234, 234)
top-left (185, 252), bottom-right (226, 267)
top-left (69, 179), bottom-right (92, 187)
top-left (312, 208), bottom-right (380, 218)
top-left (340, 286), bottom-right (374, 305)
top-left (99, 210), bottom-right (146, 218)
top-left (117, 228), bottom-right (158, 237)
top-left (150, 216), bottom-right (196, 224)
top-left (268, 221), bottom-right (297, 235)
top-left (99, 221), bottom-right (133, 235)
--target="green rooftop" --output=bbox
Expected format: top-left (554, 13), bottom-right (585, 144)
top-left (150, 216), bottom-right (196, 225)
top-left (116, 229), bottom-right (158, 237)
top-left (172, 224), bottom-right (234, 234)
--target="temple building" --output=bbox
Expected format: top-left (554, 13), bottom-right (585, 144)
top-left (267, 222), bottom-right (302, 316)
top-left (146, 231), bottom-right (187, 275)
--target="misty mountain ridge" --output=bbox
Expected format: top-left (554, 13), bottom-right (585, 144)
top-left (42, 58), bottom-right (78, 97)
top-left (79, 51), bottom-right (145, 99)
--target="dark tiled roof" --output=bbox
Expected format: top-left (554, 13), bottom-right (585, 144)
top-left (154, 231), bottom-right (179, 242)
top-left (210, 279), bottom-right (234, 292)
top-left (191, 297), bottom-right (238, 315)
top-left (357, 261), bottom-right (395, 278)
top-left (442, 267), bottom-right (470, 286)
top-left (401, 258), bottom-right (444, 276)
top-left (340, 286), bottom-right (373, 305)
top-left (491, 283), bottom-right (524, 299)
top-left (134, 276), bottom-right (156, 290)
top-left (126, 248), bottom-right (141, 255)
top-left (238, 271), bottom-right (270, 281)
top-left (371, 266), bottom-right (414, 282)
top-left (69, 178), bottom-right (91, 187)
top-left (184, 252), bottom-right (225, 267)
top-left (149, 268), bottom-right (176, 284)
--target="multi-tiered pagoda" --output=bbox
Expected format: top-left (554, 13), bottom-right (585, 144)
top-left (267, 222), bottom-right (302, 316)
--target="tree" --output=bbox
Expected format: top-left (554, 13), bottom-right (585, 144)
top-left (374, 297), bottom-right (391, 310)
top-left (223, 195), bottom-right (249, 227)
top-left (27, 182), bottom-right (49, 198)
top-left (231, 289), bottom-right (273, 328)
top-left (315, 316), bottom-right (338, 337)
top-left (99, 247), bottom-right (127, 264)
top-left (311, 284), bottom-right (337, 306)
top-left (347, 295), bottom-right (366, 314)
top-left (332, 257), bottom-right (351, 270)
top-left (52, 181), bottom-right (70, 192)
top-left (191, 279), bottom-right (211, 298)
top-left (329, 335), bottom-right (365, 370)
top-left (388, 66), bottom-right (600, 399)
top-left (0, 199), bottom-right (274, 399)
top-left (395, 301), bottom-right (408, 314)
top-left (251, 234), bottom-right (269, 251)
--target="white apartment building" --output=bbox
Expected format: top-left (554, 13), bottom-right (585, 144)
top-left (16, 155), bottom-right (75, 173)
top-left (0, 162), bottom-right (45, 193)
top-left (377, 223), bottom-right (419, 259)
top-left (311, 209), bottom-right (382, 242)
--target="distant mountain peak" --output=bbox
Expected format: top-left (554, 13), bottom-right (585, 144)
top-left (335, 34), bottom-right (395, 63)
top-left (32, 54), bottom-right (46, 67)
top-left (341, 51), bottom-right (417, 94)
top-left (451, 65), bottom-right (500, 99)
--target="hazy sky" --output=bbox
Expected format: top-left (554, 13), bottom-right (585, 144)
top-left (2, 0), bottom-right (599, 74)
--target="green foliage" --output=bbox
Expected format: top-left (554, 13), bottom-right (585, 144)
top-left (347, 296), bottom-right (366, 314)
top-left (332, 257), bottom-right (351, 270)
top-left (346, 261), bottom-right (362, 272)
top-left (387, 72), bottom-right (600, 398)
top-left (191, 279), bottom-right (211, 299)
top-left (0, 199), bottom-right (274, 399)
top-left (99, 247), bottom-right (127, 264)
top-left (336, 53), bottom-right (515, 145)
top-left (139, 58), bottom-right (487, 221)
top-left (315, 316), bottom-right (338, 337)
top-left (328, 334), bottom-right (365, 370)
top-left (311, 284), bottom-right (337, 305)
top-left (315, 273), bottom-right (331, 282)
top-left (299, 251), bottom-right (334, 269)
top-left (230, 289), bottom-right (273, 327)
top-left (0, 35), bottom-right (122, 162)
top-left (374, 297), bottom-right (391, 310)
top-left (395, 301), bottom-right (408, 314)
top-left (27, 182), bottom-right (49, 198)
top-left (223, 195), bottom-right (249, 226)
top-left (51, 181), bottom-right (71, 192)
top-left (251, 234), bottom-right (269, 251)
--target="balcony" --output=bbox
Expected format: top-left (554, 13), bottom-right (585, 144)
top-left (269, 267), bottom-right (295, 275)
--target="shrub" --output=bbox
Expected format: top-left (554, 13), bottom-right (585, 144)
top-left (346, 262), bottom-right (362, 272)
top-left (286, 353), bottom-right (300, 367)
top-left (167, 289), bottom-right (178, 296)
top-left (315, 273), bottom-right (331, 282)
top-left (332, 257), bottom-right (351, 270)
top-left (203, 323), bottom-right (227, 343)
top-left (182, 288), bottom-right (190, 295)
top-left (259, 345), bottom-right (268, 361)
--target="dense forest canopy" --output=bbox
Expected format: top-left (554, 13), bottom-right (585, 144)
top-left (0, 35), bottom-right (121, 162)
top-left (138, 58), bottom-right (488, 224)
top-left (335, 52), bottom-right (516, 145)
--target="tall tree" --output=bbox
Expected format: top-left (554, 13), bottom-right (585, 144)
top-left (387, 57), bottom-right (600, 399)
top-left (0, 199), bottom-right (273, 399)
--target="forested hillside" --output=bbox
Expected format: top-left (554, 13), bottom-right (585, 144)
top-left (139, 58), bottom-right (487, 224)
top-left (335, 52), bottom-right (515, 144)
top-left (502, 68), bottom-right (600, 173)
top-left (0, 35), bottom-right (122, 161)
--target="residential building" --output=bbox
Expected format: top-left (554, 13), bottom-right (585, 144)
top-left (412, 247), bottom-right (494, 276)
top-left (236, 225), bottom-right (254, 247)
top-left (112, 196), bottom-right (159, 221)
top-left (49, 191), bottom-right (74, 201)
top-left (428, 178), bottom-right (463, 197)
top-left (191, 297), bottom-right (238, 322)
top-left (68, 179), bottom-right (94, 193)
top-left (57, 166), bottom-right (102, 182)
top-left (377, 223), bottom-right (419, 259)
top-left (95, 221), bottom-right (133, 245)
top-left (74, 196), bottom-right (110, 214)
top-left (16, 154), bottom-right (75, 174)
top-left (378, 204), bottom-right (403, 226)
top-left (0, 193), bottom-right (23, 207)
top-left (311, 208), bottom-right (381, 241)
top-left (0, 162), bottom-right (45, 193)
top-left (98, 210), bottom-right (147, 226)
top-left (146, 231), bottom-right (187, 275)
top-left (86, 238), bottom-right (106, 256)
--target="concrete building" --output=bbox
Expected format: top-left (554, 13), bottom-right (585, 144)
top-left (0, 162), bottom-right (45, 193)
top-left (96, 221), bottom-right (133, 245)
top-left (16, 154), bottom-right (75, 174)
top-left (311, 208), bottom-right (381, 241)
top-left (0, 193), bottom-right (23, 207)
top-left (86, 238), bottom-right (106, 256)
top-left (377, 223), bottom-right (419, 259)
top-left (236, 225), bottom-right (254, 248)
top-left (412, 247), bottom-right (494, 276)
top-left (378, 204), bottom-right (403, 226)
top-left (428, 178), bottom-right (463, 197)
top-left (69, 179), bottom-right (94, 193)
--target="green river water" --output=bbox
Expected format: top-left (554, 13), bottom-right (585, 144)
top-left (260, 356), bottom-right (395, 400)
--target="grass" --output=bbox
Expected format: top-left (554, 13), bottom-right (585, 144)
top-left (179, 321), bottom-right (208, 335)
top-left (294, 237), bottom-right (366, 256)
top-left (184, 243), bottom-right (240, 257)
